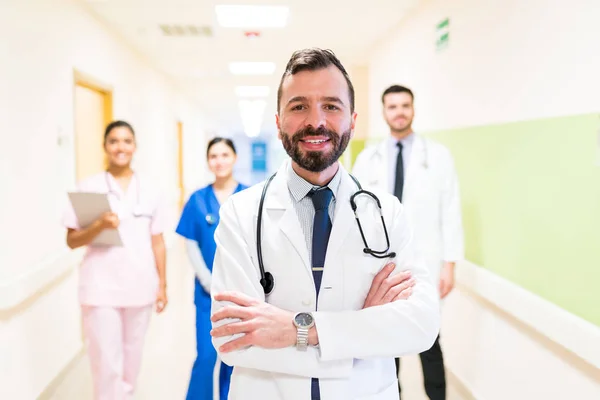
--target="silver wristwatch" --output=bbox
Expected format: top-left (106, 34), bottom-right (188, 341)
top-left (292, 312), bottom-right (315, 351)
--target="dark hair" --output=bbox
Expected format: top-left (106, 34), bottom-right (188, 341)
top-left (207, 137), bottom-right (236, 158)
top-left (381, 85), bottom-right (414, 104)
top-left (104, 120), bottom-right (135, 143)
top-left (277, 48), bottom-right (355, 113)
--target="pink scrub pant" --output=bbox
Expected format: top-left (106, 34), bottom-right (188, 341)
top-left (82, 305), bottom-right (153, 400)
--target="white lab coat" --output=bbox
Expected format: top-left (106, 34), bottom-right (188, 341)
top-left (211, 159), bottom-right (439, 400)
top-left (352, 135), bottom-right (464, 288)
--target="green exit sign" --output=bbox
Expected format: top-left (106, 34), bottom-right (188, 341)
top-left (436, 18), bottom-right (450, 51)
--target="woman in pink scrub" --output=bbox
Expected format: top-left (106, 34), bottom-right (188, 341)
top-left (63, 120), bottom-right (168, 400)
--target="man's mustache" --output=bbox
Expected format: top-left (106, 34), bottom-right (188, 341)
top-left (292, 126), bottom-right (336, 142)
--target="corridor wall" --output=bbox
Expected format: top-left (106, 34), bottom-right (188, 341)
top-left (367, 0), bottom-right (600, 397)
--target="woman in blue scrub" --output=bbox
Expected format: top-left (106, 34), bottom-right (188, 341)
top-left (176, 137), bottom-right (248, 400)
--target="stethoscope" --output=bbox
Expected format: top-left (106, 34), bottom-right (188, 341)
top-left (421, 137), bottom-right (429, 169)
top-left (256, 173), bottom-right (396, 295)
top-left (105, 172), bottom-right (152, 218)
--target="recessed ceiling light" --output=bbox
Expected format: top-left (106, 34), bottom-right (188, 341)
top-left (239, 100), bottom-right (267, 137)
top-left (235, 86), bottom-right (270, 97)
top-left (229, 62), bottom-right (276, 75)
top-left (215, 5), bottom-right (289, 28)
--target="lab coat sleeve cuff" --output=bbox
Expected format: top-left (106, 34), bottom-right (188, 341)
top-left (442, 248), bottom-right (464, 263)
top-left (216, 345), bottom-right (353, 379)
top-left (313, 299), bottom-right (439, 363)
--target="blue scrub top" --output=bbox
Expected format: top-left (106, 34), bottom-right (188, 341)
top-left (176, 183), bottom-right (248, 304)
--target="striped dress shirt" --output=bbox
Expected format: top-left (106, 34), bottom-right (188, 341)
top-left (285, 162), bottom-right (342, 266)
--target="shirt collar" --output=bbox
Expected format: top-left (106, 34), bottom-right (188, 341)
top-left (287, 161), bottom-right (342, 203)
top-left (388, 132), bottom-right (415, 149)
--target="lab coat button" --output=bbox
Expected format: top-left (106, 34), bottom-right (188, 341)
top-left (302, 299), bottom-right (312, 306)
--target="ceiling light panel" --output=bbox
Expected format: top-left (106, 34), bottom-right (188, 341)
top-left (239, 100), bottom-right (267, 137)
top-left (235, 86), bottom-right (270, 97)
top-left (229, 62), bottom-right (276, 75)
top-left (215, 5), bottom-right (290, 28)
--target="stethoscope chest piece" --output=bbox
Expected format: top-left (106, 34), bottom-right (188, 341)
top-left (132, 205), bottom-right (143, 217)
top-left (206, 214), bottom-right (217, 225)
top-left (261, 272), bottom-right (274, 296)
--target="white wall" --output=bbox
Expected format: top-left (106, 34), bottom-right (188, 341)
top-left (368, 0), bottom-right (600, 137)
top-left (442, 262), bottom-right (600, 399)
top-left (0, 0), bottom-right (207, 398)
top-left (367, 0), bottom-right (600, 397)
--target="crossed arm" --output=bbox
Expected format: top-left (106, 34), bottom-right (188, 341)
top-left (210, 199), bottom-right (440, 378)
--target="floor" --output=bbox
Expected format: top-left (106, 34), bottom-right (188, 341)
top-left (48, 243), bottom-right (467, 400)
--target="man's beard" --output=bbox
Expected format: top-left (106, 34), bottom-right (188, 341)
top-left (281, 125), bottom-right (352, 173)
top-left (388, 117), bottom-right (412, 133)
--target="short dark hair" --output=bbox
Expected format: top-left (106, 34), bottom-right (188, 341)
top-left (381, 85), bottom-right (414, 104)
top-left (207, 137), bottom-right (236, 159)
top-left (277, 48), bottom-right (355, 113)
top-left (104, 120), bottom-right (135, 143)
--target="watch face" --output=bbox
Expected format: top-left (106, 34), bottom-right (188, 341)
top-left (294, 313), bottom-right (314, 327)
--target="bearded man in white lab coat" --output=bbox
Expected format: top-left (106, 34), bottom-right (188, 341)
top-left (209, 49), bottom-right (440, 400)
top-left (352, 85), bottom-right (465, 400)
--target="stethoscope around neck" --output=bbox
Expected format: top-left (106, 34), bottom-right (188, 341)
top-left (256, 173), bottom-right (396, 295)
top-left (104, 172), bottom-right (151, 218)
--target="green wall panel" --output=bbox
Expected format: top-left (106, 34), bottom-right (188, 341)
top-left (424, 113), bottom-right (600, 326)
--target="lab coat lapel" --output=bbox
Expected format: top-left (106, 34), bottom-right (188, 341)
top-left (371, 140), bottom-right (389, 190)
top-left (264, 162), bottom-right (312, 275)
top-left (324, 166), bottom-right (355, 268)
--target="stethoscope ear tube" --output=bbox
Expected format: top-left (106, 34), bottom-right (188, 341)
top-left (256, 172), bottom-right (396, 296)
top-left (257, 173), bottom-right (278, 295)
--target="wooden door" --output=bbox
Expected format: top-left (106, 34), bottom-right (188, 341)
top-left (73, 75), bottom-right (112, 181)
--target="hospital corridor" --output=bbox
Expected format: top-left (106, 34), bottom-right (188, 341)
top-left (43, 243), bottom-right (468, 400)
top-left (1, 0), bottom-right (599, 400)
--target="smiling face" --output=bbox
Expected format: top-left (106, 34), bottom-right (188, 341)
top-left (276, 65), bottom-right (357, 173)
top-left (383, 91), bottom-right (414, 135)
top-left (207, 141), bottom-right (237, 179)
top-left (104, 126), bottom-right (136, 168)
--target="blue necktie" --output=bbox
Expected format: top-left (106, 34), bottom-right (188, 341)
top-left (309, 187), bottom-right (333, 400)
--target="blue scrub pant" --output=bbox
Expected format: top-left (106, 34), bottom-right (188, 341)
top-left (186, 292), bottom-right (233, 400)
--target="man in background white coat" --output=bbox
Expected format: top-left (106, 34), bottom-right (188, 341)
top-left (352, 85), bottom-right (464, 400)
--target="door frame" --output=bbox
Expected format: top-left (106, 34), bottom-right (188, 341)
top-left (73, 69), bottom-right (113, 125)
top-left (177, 121), bottom-right (185, 210)
top-left (72, 70), bottom-right (114, 179)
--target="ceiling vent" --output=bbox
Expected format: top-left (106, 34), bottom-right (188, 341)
top-left (159, 24), bottom-right (213, 37)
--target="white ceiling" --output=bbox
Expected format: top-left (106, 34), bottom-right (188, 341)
top-left (81, 0), bottom-right (419, 136)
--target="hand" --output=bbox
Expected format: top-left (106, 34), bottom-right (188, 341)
top-left (155, 286), bottom-right (168, 313)
top-left (439, 262), bottom-right (455, 299)
top-left (98, 212), bottom-right (119, 230)
top-left (362, 262), bottom-right (415, 308)
top-left (210, 292), bottom-right (295, 353)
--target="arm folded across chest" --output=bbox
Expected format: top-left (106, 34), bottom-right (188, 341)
top-left (210, 198), bottom-right (353, 378)
top-left (314, 199), bottom-right (440, 362)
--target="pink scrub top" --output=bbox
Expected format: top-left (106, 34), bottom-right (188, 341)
top-left (63, 172), bottom-right (166, 307)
